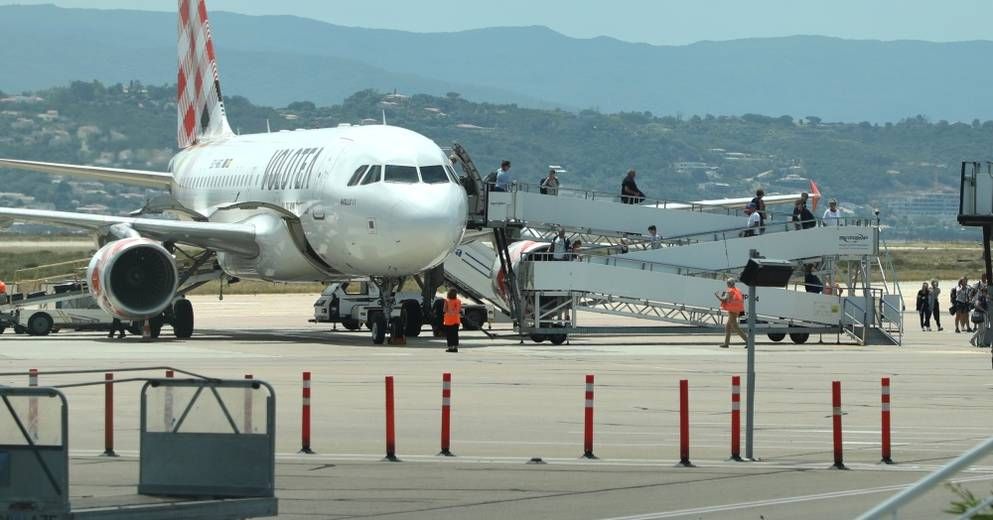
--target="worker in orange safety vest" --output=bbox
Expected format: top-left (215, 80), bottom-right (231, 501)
top-left (443, 288), bottom-right (462, 353)
top-left (716, 278), bottom-right (748, 349)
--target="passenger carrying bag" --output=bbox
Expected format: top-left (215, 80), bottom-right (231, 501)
top-left (972, 310), bottom-right (986, 324)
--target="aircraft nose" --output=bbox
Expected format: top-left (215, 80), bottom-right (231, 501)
top-left (387, 185), bottom-right (466, 269)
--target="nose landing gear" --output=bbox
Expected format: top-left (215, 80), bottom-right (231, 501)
top-left (371, 277), bottom-right (406, 345)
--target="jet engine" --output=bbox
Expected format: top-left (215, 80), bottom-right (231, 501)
top-left (86, 238), bottom-right (178, 320)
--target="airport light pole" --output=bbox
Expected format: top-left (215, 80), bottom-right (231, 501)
top-left (739, 250), bottom-right (794, 461)
top-left (745, 249), bottom-right (758, 460)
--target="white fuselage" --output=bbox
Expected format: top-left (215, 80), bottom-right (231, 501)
top-left (168, 124), bottom-right (467, 281)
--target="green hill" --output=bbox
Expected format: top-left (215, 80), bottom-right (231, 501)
top-left (0, 81), bottom-right (986, 240)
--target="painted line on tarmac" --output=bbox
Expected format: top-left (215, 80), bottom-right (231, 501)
top-left (68, 450), bottom-right (993, 474)
top-left (597, 474), bottom-right (993, 519)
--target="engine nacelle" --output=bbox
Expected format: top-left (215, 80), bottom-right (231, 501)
top-left (86, 238), bottom-right (178, 320)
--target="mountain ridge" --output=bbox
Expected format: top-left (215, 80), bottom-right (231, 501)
top-left (2, 5), bottom-right (992, 121)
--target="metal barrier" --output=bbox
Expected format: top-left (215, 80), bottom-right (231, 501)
top-left (857, 434), bottom-right (993, 519)
top-left (139, 378), bottom-right (276, 498)
top-left (1, 376), bottom-right (278, 519)
top-left (0, 386), bottom-right (69, 518)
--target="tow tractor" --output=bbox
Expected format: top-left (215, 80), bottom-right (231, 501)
top-left (312, 281), bottom-right (493, 338)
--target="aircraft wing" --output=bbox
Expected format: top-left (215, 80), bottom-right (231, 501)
top-left (664, 180), bottom-right (822, 211)
top-left (0, 207), bottom-right (258, 257)
top-left (0, 159), bottom-right (173, 190)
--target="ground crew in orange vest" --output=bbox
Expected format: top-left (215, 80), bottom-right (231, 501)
top-left (443, 288), bottom-right (462, 353)
top-left (716, 278), bottom-right (748, 349)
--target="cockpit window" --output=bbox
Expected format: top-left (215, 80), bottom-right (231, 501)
top-left (347, 165), bottom-right (368, 186)
top-left (359, 165), bottom-right (382, 185)
top-left (444, 164), bottom-right (460, 183)
top-left (419, 165), bottom-right (449, 184)
top-left (384, 165), bottom-right (419, 184)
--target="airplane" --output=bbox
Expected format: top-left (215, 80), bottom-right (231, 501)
top-left (0, 0), bottom-right (468, 344)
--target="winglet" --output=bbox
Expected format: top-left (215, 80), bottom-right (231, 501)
top-left (809, 180), bottom-right (821, 211)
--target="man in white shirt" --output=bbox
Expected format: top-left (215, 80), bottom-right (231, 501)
top-left (822, 199), bottom-right (842, 226)
top-left (646, 225), bottom-right (661, 249)
top-left (493, 160), bottom-right (513, 191)
top-left (551, 228), bottom-right (569, 261)
top-left (744, 204), bottom-right (761, 236)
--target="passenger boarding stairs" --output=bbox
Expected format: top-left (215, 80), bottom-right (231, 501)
top-left (483, 186), bottom-right (900, 344)
top-left (444, 147), bottom-right (901, 345)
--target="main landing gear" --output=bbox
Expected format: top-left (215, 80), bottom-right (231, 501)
top-left (134, 298), bottom-right (195, 340)
top-left (370, 277), bottom-right (405, 345)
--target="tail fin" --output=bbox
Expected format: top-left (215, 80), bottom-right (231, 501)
top-left (809, 180), bottom-right (821, 211)
top-left (177, 0), bottom-right (233, 149)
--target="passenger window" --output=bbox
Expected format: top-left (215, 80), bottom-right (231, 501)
top-left (420, 165), bottom-right (449, 184)
top-left (384, 165), bottom-right (419, 183)
top-left (360, 165), bottom-right (382, 185)
top-left (347, 165), bottom-right (369, 186)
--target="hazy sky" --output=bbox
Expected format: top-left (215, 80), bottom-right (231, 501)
top-left (3, 0), bottom-right (992, 45)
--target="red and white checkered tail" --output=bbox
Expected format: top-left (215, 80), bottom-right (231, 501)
top-left (176, 0), bottom-right (232, 149)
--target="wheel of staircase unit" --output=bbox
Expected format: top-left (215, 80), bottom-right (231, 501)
top-left (789, 332), bottom-right (810, 344)
top-left (27, 312), bottom-right (53, 336)
top-left (549, 334), bottom-right (567, 345)
top-left (370, 312), bottom-right (386, 344)
top-left (402, 300), bottom-right (422, 337)
top-left (172, 298), bottom-right (195, 339)
top-left (767, 333), bottom-right (786, 342)
top-left (530, 334), bottom-right (546, 343)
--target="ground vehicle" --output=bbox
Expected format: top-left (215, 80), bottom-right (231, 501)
top-left (1, 282), bottom-right (115, 336)
top-left (312, 282), bottom-right (493, 339)
top-left (0, 282), bottom-right (172, 337)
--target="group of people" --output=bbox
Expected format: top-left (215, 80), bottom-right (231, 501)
top-left (915, 275), bottom-right (991, 346)
top-left (946, 276), bottom-right (989, 345)
top-left (743, 190), bottom-right (842, 236)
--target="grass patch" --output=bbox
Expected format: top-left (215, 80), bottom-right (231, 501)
top-left (886, 244), bottom-right (985, 282)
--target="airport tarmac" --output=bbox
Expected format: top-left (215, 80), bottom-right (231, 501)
top-left (2, 292), bottom-right (993, 519)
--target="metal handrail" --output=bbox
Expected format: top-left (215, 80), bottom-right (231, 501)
top-left (495, 181), bottom-right (734, 214)
top-left (521, 251), bottom-right (732, 279)
top-left (856, 434), bottom-right (993, 519)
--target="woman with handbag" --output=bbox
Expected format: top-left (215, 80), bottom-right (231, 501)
top-left (916, 283), bottom-right (931, 332)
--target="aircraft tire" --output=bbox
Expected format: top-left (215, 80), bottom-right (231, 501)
top-left (27, 312), bottom-right (53, 336)
top-left (767, 333), bottom-right (786, 342)
top-left (402, 300), bottom-right (422, 337)
top-left (173, 299), bottom-right (194, 339)
top-left (370, 312), bottom-right (386, 344)
top-left (150, 315), bottom-right (164, 339)
top-left (463, 309), bottom-right (486, 331)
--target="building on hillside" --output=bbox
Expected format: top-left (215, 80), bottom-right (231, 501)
top-left (883, 192), bottom-right (959, 218)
